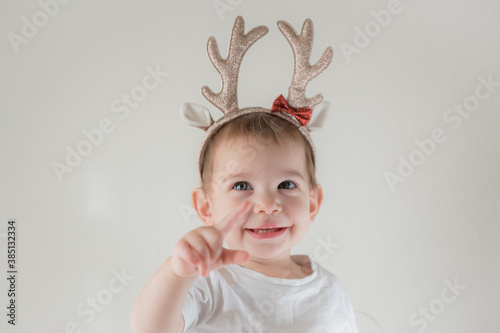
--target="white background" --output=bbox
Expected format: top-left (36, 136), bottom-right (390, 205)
top-left (1, 0), bottom-right (499, 332)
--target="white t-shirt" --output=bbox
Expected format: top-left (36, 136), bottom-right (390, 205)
top-left (182, 255), bottom-right (358, 333)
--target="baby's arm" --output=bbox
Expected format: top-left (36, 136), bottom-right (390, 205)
top-left (130, 201), bottom-right (252, 333)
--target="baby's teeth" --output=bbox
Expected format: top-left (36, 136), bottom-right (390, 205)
top-left (255, 228), bottom-right (279, 233)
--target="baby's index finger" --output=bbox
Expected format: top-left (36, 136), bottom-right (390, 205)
top-left (214, 201), bottom-right (252, 236)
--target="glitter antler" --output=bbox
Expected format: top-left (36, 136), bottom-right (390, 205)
top-left (277, 19), bottom-right (333, 109)
top-left (202, 16), bottom-right (269, 114)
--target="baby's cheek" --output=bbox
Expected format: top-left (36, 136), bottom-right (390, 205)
top-left (223, 230), bottom-right (246, 251)
top-left (289, 222), bottom-right (311, 239)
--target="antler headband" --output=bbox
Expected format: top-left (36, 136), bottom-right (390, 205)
top-left (181, 16), bottom-right (333, 184)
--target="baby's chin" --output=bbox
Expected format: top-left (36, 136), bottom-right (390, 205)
top-left (225, 240), bottom-right (287, 259)
top-left (244, 243), bottom-right (295, 261)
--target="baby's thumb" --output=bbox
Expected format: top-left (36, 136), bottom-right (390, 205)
top-left (221, 249), bottom-right (249, 266)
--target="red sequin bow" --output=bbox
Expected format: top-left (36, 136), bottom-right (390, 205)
top-left (271, 94), bottom-right (312, 126)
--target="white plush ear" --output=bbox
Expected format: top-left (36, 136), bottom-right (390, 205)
top-left (307, 101), bottom-right (331, 131)
top-left (180, 102), bottom-right (214, 131)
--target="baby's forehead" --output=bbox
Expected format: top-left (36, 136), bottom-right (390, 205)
top-left (213, 133), bottom-right (303, 154)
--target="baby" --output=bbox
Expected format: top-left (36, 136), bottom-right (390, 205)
top-left (131, 16), bottom-right (358, 333)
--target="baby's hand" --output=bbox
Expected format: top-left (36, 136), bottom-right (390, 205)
top-left (171, 201), bottom-right (252, 279)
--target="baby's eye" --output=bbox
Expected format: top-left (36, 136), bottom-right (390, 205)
top-left (278, 181), bottom-right (297, 189)
top-left (232, 182), bottom-right (252, 191)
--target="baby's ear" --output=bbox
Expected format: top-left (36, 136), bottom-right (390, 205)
top-left (307, 101), bottom-right (331, 131)
top-left (191, 187), bottom-right (214, 226)
top-left (309, 184), bottom-right (324, 222)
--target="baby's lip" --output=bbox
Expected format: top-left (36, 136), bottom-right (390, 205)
top-left (245, 225), bottom-right (289, 239)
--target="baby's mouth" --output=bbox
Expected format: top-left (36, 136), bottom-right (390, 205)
top-left (245, 227), bottom-right (288, 239)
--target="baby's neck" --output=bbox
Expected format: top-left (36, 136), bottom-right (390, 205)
top-left (239, 254), bottom-right (313, 279)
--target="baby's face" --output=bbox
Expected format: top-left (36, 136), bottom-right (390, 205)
top-left (205, 136), bottom-right (322, 261)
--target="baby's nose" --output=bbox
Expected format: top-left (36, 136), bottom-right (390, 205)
top-left (253, 192), bottom-right (281, 214)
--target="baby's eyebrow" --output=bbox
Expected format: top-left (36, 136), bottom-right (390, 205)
top-left (221, 172), bottom-right (252, 184)
top-left (221, 170), bottom-right (305, 184)
top-left (280, 170), bottom-right (306, 181)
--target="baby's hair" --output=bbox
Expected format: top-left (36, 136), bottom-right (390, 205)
top-left (200, 112), bottom-right (317, 195)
